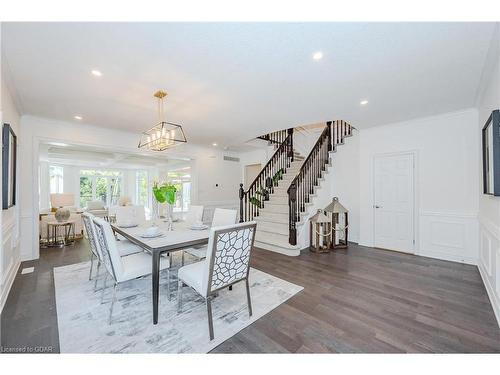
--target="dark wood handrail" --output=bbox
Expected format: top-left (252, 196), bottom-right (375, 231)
top-left (239, 128), bottom-right (294, 222)
top-left (287, 120), bottom-right (354, 245)
top-left (286, 124), bottom-right (330, 195)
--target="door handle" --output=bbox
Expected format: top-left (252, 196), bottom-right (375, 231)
top-left (374, 205), bottom-right (382, 208)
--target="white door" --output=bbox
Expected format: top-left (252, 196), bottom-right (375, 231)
top-left (373, 153), bottom-right (415, 253)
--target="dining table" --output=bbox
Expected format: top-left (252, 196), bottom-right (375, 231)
top-left (111, 220), bottom-right (210, 324)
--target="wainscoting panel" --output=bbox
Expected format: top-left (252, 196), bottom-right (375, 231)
top-left (1, 216), bottom-right (21, 312)
top-left (419, 212), bottom-right (478, 265)
top-left (478, 216), bottom-right (500, 327)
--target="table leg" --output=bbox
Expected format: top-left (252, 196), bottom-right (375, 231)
top-left (152, 251), bottom-right (160, 324)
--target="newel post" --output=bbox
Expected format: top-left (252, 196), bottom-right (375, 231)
top-left (288, 181), bottom-right (297, 246)
top-left (287, 127), bottom-right (294, 162)
top-left (239, 183), bottom-right (244, 223)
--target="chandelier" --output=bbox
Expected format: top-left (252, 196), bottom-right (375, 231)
top-left (138, 90), bottom-right (187, 151)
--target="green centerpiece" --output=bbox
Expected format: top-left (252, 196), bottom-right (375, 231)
top-left (152, 182), bottom-right (177, 205)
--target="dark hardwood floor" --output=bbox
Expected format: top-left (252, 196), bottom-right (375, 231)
top-left (2, 240), bottom-right (500, 353)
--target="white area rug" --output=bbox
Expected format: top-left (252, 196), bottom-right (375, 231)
top-left (54, 260), bottom-right (303, 353)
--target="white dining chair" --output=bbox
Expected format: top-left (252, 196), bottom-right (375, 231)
top-left (177, 221), bottom-right (257, 340)
top-left (184, 205), bottom-right (204, 225)
top-left (183, 208), bottom-right (238, 264)
top-left (82, 212), bottom-right (143, 290)
top-left (92, 217), bottom-right (171, 324)
top-left (115, 205), bottom-right (147, 227)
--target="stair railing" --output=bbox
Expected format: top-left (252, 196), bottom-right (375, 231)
top-left (239, 128), bottom-right (294, 222)
top-left (287, 120), bottom-right (353, 245)
top-left (257, 129), bottom-right (288, 147)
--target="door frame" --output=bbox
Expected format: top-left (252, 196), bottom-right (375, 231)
top-left (371, 150), bottom-right (419, 254)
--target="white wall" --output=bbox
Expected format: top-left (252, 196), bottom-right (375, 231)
top-left (19, 115), bottom-right (243, 261)
top-left (359, 109), bottom-right (480, 264)
top-left (476, 24), bottom-right (500, 326)
top-left (330, 133), bottom-right (360, 243)
top-left (0, 46), bottom-right (22, 312)
top-left (238, 146), bottom-right (273, 188)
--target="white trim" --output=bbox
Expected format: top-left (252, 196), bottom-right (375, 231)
top-left (478, 216), bottom-right (500, 327)
top-left (1, 218), bottom-right (21, 313)
top-left (478, 263), bottom-right (500, 328)
top-left (419, 211), bottom-right (478, 219)
top-left (0, 259), bottom-right (20, 314)
top-left (371, 150), bottom-right (418, 254)
top-left (418, 210), bottom-right (478, 265)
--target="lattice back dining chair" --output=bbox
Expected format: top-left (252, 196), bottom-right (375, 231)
top-left (177, 221), bottom-right (257, 340)
top-left (92, 217), bottom-right (171, 324)
top-left (183, 208), bottom-right (238, 264)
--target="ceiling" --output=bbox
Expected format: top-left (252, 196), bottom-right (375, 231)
top-left (2, 22), bottom-right (496, 148)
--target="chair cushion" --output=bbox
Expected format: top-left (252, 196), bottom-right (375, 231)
top-left (117, 240), bottom-right (143, 257)
top-left (178, 261), bottom-right (206, 296)
top-left (184, 246), bottom-right (207, 260)
top-left (119, 252), bottom-right (170, 283)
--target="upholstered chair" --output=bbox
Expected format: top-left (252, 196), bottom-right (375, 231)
top-left (177, 221), bottom-right (257, 340)
top-left (82, 212), bottom-right (143, 290)
top-left (114, 205), bottom-right (147, 227)
top-left (183, 208), bottom-right (238, 264)
top-left (184, 205), bottom-right (204, 225)
top-left (85, 200), bottom-right (108, 218)
top-left (92, 217), bottom-right (171, 324)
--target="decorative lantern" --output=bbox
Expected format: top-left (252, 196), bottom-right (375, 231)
top-left (324, 197), bottom-right (348, 250)
top-left (309, 209), bottom-right (332, 253)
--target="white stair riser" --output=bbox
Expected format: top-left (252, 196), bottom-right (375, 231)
top-left (257, 212), bottom-right (288, 221)
top-left (254, 241), bottom-right (301, 256)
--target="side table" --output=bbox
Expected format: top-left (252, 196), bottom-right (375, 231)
top-left (46, 220), bottom-right (76, 247)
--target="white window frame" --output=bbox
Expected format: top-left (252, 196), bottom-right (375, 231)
top-left (78, 169), bottom-right (124, 208)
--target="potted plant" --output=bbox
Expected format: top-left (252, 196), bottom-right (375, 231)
top-left (152, 181), bottom-right (177, 223)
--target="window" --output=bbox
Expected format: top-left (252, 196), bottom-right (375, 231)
top-left (78, 169), bottom-right (123, 208)
top-left (49, 165), bottom-right (64, 194)
top-left (166, 168), bottom-right (191, 212)
top-left (136, 170), bottom-right (148, 207)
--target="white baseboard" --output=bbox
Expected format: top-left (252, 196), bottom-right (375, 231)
top-left (416, 250), bottom-right (477, 265)
top-left (0, 260), bottom-right (20, 314)
top-left (478, 263), bottom-right (500, 328)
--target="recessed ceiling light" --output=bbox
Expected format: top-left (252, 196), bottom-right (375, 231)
top-left (91, 70), bottom-right (102, 77)
top-left (312, 51), bottom-right (323, 60)
top-left (74, 115), bottom-right (83, 120)
top-left (360, 100), bottom-right (369, 105)
top-left (212, 143), bottom-right (218, 147)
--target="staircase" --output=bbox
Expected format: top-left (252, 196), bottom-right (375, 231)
top-left (238, 121), bottom-right (355, 255)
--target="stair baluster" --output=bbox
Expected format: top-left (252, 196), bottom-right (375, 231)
top-left (287, 120), bottom-right (354, 246)
top-left (239, 128), bottom-right (294, 223)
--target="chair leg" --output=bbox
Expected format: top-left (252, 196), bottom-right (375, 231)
top-left (88, 253), bottom-right (94, 281)
top-left (94, 261), bottom-right (101, 291)
top-left (101, 273), bottom-right (109, 304)
top-left (206, 296), bottom-right (214, 340)
top-left (245, 279), bottom-right (253, 317)
top-left (181, 251), bottom-right (185, 266)
top-left (109, 283), bottom-right (118, 324)
top-left (177, 280), bottom-right (184, 313)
